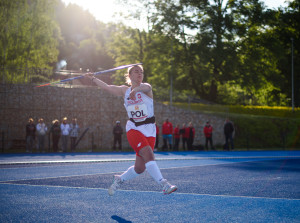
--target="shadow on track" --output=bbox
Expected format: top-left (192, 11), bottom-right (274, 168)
top-left (111, 215), bottom-right (132, 223)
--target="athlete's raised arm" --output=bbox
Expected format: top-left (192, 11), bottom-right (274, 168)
top-left (129, 83), bottom-right (153, 100)
top-left (85, 73), bottom-right (128, 97)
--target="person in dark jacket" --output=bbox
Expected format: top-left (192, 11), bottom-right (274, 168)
top-left (50, 119), bottom-right (61, 152)
top-left (173, 124), bottom-right (180, 151)
top-left (186, 122), bottom-right (195, 150)
top-left (224, 118), bottom-right (234, 151)
top-left (113, 121), bottom-right (123, 152)
top-left (26, 118), bottom-right (36, 153)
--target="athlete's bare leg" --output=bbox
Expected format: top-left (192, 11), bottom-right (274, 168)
top-left (109, 144), bottom-right (177, 195)
top-left (134, 145), bottom-right (154, 173)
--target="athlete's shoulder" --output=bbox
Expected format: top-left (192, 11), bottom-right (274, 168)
top-left (120, 85), bottom-right (130, 95)
top-left (141, 82), bottom-right (152, 87)
top-left (141, 83), bottom-right (153, 99)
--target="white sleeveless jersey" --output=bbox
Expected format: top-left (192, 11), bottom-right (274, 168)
top-left (124, 87), bottom-right (156, 137)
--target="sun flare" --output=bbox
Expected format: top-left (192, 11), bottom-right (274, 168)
top-left (62, 0), bottom-right (121, 24)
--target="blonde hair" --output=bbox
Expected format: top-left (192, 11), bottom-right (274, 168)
top-left (125, 65), bottom-right (144, 85)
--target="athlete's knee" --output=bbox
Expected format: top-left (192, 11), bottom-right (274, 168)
top-left (139, 146), bottom-right (155, 162)
top-left (134, 166), bottom-right (145, 174)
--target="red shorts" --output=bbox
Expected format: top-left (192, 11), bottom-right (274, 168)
top-left (127, 129), bottom-right (155, 157)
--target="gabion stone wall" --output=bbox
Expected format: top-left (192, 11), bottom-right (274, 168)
top-left (0, 84), bottom-right (226, 152)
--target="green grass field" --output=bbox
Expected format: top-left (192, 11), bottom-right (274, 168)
top-left (167, 102), bottom-right (300, 119)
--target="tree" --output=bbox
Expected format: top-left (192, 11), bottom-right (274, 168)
top-left (106, 24), bottom-right (147, 83)
top-left (231, 0), bottom-right (299, 106)
top-left (146, 0), bottom-right (298, 105)
top-left (268, 0), bottom-right (300, 107)
top-left (0, 0), bottom-right (60, 83)
top-left (149, 0), bottom-right (240, 101)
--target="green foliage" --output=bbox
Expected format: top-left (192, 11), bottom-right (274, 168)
top-left (216, 81), bottom-right (289, 106)
top-left (1, 0), bottom-right (299, 107)
top-left (0, 0), bottom-right (60, 83)
top-left (106, 24), bottom-right (146, 84)
top-left (124, 0), bottom-right (299, 106)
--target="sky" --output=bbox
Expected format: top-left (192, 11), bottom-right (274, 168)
top-left (61, 0), bottom-right (142, 27)
top-left (61, 0), bottom-right (290, 30)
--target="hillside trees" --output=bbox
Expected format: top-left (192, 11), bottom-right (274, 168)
top-left (232, 0), bottom-right (299, 106)
top-left (0, 0), bottom-right (298, 106)
top-left (112, 0), bottom-right (299, 106)
top-left (147, 0), bottom-right (279, 104)
top-left (0, 0), bottom-right (60, 83)
top-left (55, 2), bottom-right (114, 72)
top-left (268, 0), bottom-right (300, 107)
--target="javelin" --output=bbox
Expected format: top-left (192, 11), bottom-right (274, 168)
top-left (36, 62), bottom-right (143, 87)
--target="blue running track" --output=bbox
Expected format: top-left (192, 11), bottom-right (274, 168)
top-left (0, 151), bottom-right (299, 223)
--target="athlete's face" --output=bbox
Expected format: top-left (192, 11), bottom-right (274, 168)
top-left (129, 66), bottom-right (143, 84)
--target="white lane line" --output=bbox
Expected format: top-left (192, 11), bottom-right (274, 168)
top-left (1, 183), bottom-right (299, 201)
top-left (0, 156), bottom-right (299, 165)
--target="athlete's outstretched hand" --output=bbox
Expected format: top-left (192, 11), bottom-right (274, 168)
top-left (84, 72), bottom-right (94, 81)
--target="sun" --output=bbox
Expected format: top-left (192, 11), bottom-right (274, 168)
top-left (61, 0), bottom-right (120, 24)
top-left (61, 0), bottom-right (153, 31)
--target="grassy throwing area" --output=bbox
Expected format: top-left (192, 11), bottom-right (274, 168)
top-left (168, 102), bottom-right (300, 119)
top-left (168, 102), bottom-right (300, 150)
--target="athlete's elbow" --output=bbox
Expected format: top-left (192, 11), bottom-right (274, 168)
top-left (144, 83), bottom-right (152, 92)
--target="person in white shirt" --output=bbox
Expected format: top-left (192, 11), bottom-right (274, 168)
top-left (36, 118), bottom-right (48, 153)
top-left (85, 64), bottom-right (177, 195)
top-left (60, 117), bottom-right (70, 152)
top-left (69, 118), bottom-right (80, 152)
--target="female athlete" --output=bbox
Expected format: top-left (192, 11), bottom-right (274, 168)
top-left (85, 64), bottom-right (177, 195)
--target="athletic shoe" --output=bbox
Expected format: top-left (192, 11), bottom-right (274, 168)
top-left (161, 179), bottom-right (177, 195)
top-left (108, 175), bottom-right (123, 196)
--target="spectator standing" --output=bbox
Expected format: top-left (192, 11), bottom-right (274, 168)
top-left (154, 123), bottom-right (159, 151)
top-left (69, 118), bottom-right (80, 152)
top-left (184, 124), bottom-right (191, 150)
top-left (179, 123), bottom-right (187, 150)
top-left (174, 124), bottom-right (180, 151)
top-left (26, 118), bottom-right (36, 153)
top-left (203, 121), bottom-right (214, 150)
top-left (36, 118), bottom-right (48, 153)
top-left (113, 120), bottom-right (123, 152)
top-left (186, 122), bottom-right (195, 150)
top-left (50, 120), bottom-right (61, 152)
top-left (224, 118), bottom-right (235, 151)
top-left (60, 117), bottom-right (70, 152)
top-left (162, 119), bottom-right (173, 151)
